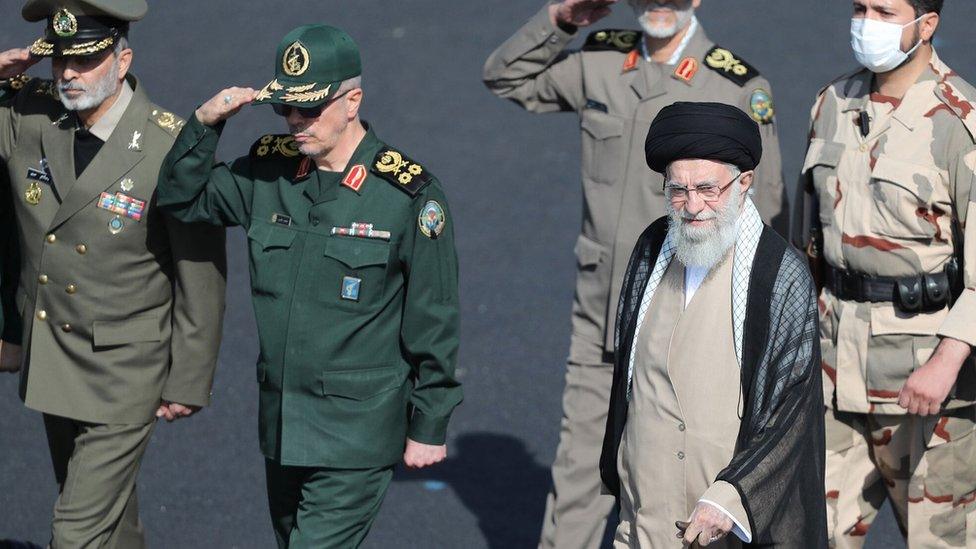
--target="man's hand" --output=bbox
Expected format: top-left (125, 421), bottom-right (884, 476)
top-left (155, 400), bottom-right (201, 422)
top-left (899, 337), bottom-right (971, 416)
top-left (549, 0), bottom-right (617, 29)
top-left (402, 438), bottom-right (447, 469)
top-left (677, 502), bottom-right (733, 546)
top-left (0, 48), bottom-right (40, 80)
top-left (0, 341), bottom-right (22, 373)
top-left (194, 87), bottom-right (257, 126)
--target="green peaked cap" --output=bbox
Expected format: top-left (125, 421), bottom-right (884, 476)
top-left (253, 24), bottom-right (362, 108)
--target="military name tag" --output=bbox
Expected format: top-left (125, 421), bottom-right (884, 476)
top-left (340, 276), bottom-right (361, 302)
top-left (272, 213), bottom-right (292, 226)
top-left (98, 192), bottom-right (146, 222)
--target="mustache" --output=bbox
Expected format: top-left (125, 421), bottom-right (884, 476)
top-left (58, 81), bottom-right (87, 92)
top-left (679, 211), bottom-right (718, 221)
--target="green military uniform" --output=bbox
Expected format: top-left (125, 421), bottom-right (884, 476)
top-left (157, 25), bottom-right (462, 548)
top-left (1, 1), bottom-right (226, 547)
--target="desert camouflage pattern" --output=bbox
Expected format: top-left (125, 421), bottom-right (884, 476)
top-left (799, 51), bottom-right (976, 415)
top-left (824, 408), bottom-right (976, 547)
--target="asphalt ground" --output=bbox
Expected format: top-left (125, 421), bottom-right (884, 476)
top-left (4, 1), bottom-right (976, 547)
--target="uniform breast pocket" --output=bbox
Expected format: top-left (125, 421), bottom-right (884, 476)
top-left (869, 156), bottom-right (944, 241)
top-left (801, 138), bottom-right (845, 227)
top-left (322, 237), bottom-right (392, 311)
top-left (247, 222), bottom-right (298, 297)
top-left (580, 110), bottom-right (625, 186)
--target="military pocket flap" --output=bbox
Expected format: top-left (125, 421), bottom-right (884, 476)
top-left (320, 365), bottom-right (408, 401)
top-left (581, 111), bottom-right (624, 140)
top-left (92, 314), bottom-right (161, 346)
top-left (324, 238), bottom-right (390, 269)
top-left (247, 222), bottom-right (297, 251)
top-left (871, 156), bottom-right (940, 201)
top-left (870, 306), bottom-right (948, 336)
top-left (801, 138), bottom-right (844, 173)
top-left (574, 234), bottom-right (606, 268)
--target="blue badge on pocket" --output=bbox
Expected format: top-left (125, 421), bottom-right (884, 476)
top-left (341, 276), bottom-right (361, 302)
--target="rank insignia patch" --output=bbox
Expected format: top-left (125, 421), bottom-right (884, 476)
top-left (98, 192), bottom-right (146, 222)
top-left (418, 200), bottom-right (446, 239)
top-left (340, 276), bottom-right (361, 302)
top-left (372, 149), bottom-right (432, 196)
top-left (704, 46), bottom-right (759, 87)
top-left (622, 50), bottom-right (639, 73)
top-left (272, 213), bottom-right (292, 226)
top-left (749, 88), bottom-right (775, 124)
top-left (342, 164), bottom-right (367, 193)
top-left (673, 57), bottom-right (699, 84)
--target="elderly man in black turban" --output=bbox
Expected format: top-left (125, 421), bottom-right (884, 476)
top-left (600, 102), bottom-right (826, 548)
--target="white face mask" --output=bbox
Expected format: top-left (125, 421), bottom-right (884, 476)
top-left (850, 15), bottom-right (925, 73)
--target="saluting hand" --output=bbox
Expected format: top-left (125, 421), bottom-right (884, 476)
top-left (195, 87), bottom-right (257, 127)
top-left (0, 341), bottom-right (22, 373)
top-left (155, 400), bottom-right (201, 422)
top-left (0, 48), bottom-right (40, 80)
top-left (550, 0), bottom-right (618, 28)
top-left (403, 438), bottom-right (447, 469)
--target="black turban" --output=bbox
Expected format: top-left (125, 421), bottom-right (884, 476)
top-left (644, 102), bottom-right (762, 174)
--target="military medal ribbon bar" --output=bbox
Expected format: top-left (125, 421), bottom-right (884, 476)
top-left (98, 192), bottom-right (146, 221)
top-left (330, 222), bottom-right (390, 241)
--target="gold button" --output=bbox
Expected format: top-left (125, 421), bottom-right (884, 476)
top-left (76, 244), bottom-right (88, 255)
top-left (66, 284), bottom-right (77, 295)
top-left (61, 324), bottom-right (72, 333)
top-left (38, 274), bottom-right (49, 284)
top-left (859, 143), bottom-right (868, 152)
top-left (46, 234), bottom-right (56, 244)
top-left (36, 310), bottom-right (47, 321)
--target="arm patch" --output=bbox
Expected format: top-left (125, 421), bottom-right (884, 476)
top-left (372, 148), bottom-right (432, 197)
top-left (250, 134), bottom-right (302, 160)
top-left (704, 45), bottom-right (760, 87)
top-left (583, 29), bottom-right (640, 53)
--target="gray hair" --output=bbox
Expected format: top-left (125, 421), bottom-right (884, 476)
top-left (336, 75), bottom-right (362, 95)
top-left (113, 36), bottom-right (129, 55)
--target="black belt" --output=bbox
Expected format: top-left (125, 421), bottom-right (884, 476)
top-left (826, 265), bottom-right (954, 313)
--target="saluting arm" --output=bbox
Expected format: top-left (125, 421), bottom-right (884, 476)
top-left (156, 88), bottom-right (258, 227)
top-left (399, 183), bottom-right (463, 451)
top-left (482, 3), bottom-right (591, 114)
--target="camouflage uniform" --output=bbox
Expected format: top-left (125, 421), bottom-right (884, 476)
top-left (797, 51), bottom-right (976, 547)
top-left (483, 6), bottom-right (785, 547)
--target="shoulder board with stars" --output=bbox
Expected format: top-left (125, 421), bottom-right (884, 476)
top-left (583, 29), bottom-right (640, 53)
top-left (703, 45), bottom-right (760, 87)
top-left (372, 148), bottom-right (432, 197)
top-left (150, 109), bottom-right (186, 137)
top-left (250, 134), bottom-right (302, 161)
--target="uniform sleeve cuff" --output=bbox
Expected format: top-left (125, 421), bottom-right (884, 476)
top-left (160, 387), bottom-right (212, 409)
top-left (699, 481), bottom-right (752, 543)
top-left (180, 114), bottom-right (224, 150)
top-left (408, 411), bottom-right (451, 445)
top-left (939, 289), bottom-right (976, 347)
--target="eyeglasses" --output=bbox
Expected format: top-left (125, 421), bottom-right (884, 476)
top-left (663, 173), bottom-right (744, 203)
top-left (272, 90), bottom-right (350, 119)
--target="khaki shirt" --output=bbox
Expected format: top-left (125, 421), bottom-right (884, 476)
top-left (0, 75), bottom-right (227, 424)
top-left (797, 51), bottom-right (976, 414)
top-left (483, 5), bottom-right (786, 361)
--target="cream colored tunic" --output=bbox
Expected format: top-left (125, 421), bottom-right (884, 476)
top-left (615, 255), bottom-right (750, 548)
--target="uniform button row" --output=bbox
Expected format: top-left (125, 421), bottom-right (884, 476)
top-left (36, 310), bottom-right (47, 321)
top-left (61, 324), bottom-right (72, 333)
top-left (38, 274), bottom-right (48, 284)
top-left (678, 423), bottom-right (686, 432)
top-left (76, 244), bottom-right (87, 255)
top-left (46, 234), bottom-right (56, 244)
top-left (677, 451), bottom-right (685, 460)
top-left (66, 284), bottom-right (77, 295)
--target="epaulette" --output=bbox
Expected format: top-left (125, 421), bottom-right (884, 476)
top-left (583, 29), bottom-right (640, 53)
top-left (372, 147), bottom-right (433, 197)
top-left (149, 109), bottom-right (186, 137)
top-left (934, 77), bottom-right (976, 142)
top-left (703, 45), bottom-right (760, 87)
top-left (0, 74), bottom-right (33, 103)
top-left (250, 134), bottom-right (302, 160)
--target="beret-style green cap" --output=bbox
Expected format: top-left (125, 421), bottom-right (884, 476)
top-left (253, 24), bottom-right (362, 108)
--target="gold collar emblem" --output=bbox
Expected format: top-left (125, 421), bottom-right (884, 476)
top-left (282, 41), bottom-right (311, 77)
top-left (52, 8), bottom-right (78, 38)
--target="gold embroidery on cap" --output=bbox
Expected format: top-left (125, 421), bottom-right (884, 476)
top-left (52, 8), bottom-right (78, 38)
top-left (280, 84), bottom-right (330, 103)
top-left (61, 37), bottom-right (115, 56)
top-left (282, 41), bottom-right (311, 77)
top-left (29, 38), bottom-right (54, 56)
top-left (286, 82), bottom-right (317, 93)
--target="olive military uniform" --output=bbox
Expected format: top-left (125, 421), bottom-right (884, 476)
top-left (796, 52), bottom-right (976, 547)
top-left (157, 117), bottom-right (462, 546)
top-left (483, 6), bottom-right (786, 547)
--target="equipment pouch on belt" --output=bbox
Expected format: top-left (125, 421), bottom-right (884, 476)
top-left (895, 277), bottom-right (923, 313)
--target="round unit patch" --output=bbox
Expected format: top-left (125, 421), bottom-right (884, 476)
top-left (749, 88), bottom-right (774, 124)
top-left (418, 200), bottom-right (446, 239)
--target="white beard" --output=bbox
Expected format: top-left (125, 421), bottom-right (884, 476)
top-left (668, 188), bottom-right (742, 270)
top-left (58, 56), bottom-right (120, 112)
top-left (636, 4), bottom-right (695, 39)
